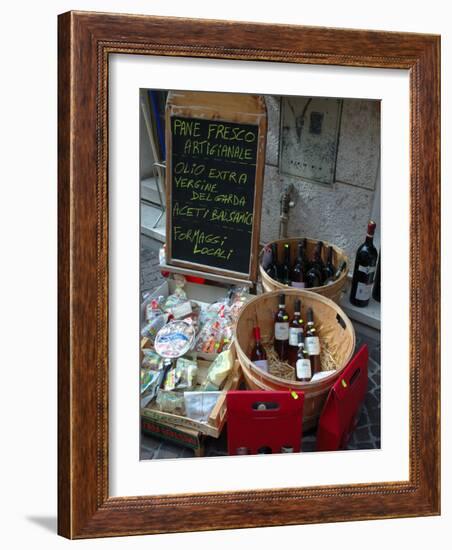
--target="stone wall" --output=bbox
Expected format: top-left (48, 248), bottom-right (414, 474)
top-left (260, 96), bottom-right (381, 260)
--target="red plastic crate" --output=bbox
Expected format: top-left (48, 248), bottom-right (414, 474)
top-left (227, 390), bottom-right (304, 455)
top-left (316, 344), bottom-right (369, 451)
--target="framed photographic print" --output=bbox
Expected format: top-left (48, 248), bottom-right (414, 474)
top-left (58, 11), bottom-right (440, 538)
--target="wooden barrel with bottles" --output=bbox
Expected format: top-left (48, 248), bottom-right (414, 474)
top-left (259, 237), bottom-right (349, 304)
top-left (234, 289), bottom-right (356, 431)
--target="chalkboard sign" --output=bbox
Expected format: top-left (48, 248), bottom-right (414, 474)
top-left (165, 93), bottom-right (267, 281)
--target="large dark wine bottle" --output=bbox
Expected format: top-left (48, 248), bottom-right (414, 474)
top-left (372, 252), bottom-right (381, 302)
top-left (350, 221), bottom-right (378, 307)
top-left (290, 241), bottom-right (306, 288)
top-left (280, 243), bottom-right (291, 285)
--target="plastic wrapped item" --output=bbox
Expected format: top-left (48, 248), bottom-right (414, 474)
top-left (162, 276), bottom-right (197, 320)
top-left (156, 390), bottom-right (185, 414)
top-left (227, 286), bottom-right (249, 322)
top-left (154, 320), bottom-right (196, 358)
top-left (195, 304), bottom-right (228, 354)
top-left (175, 357), bottom-right (198, 390)
top-left (140, 313), bottom-right (168, 342)
top-left (145, 296), bottom-right (165, 322)
top-left (141, 369), bottom-right (160, 394)
top-left (141, 349), bottom-right (163, 371)
top-left (201, 349), bottom-right (234, 391)
top-left (183, 391), bottom-right (221, 423)
top-left (163, 367), bottom-right (178, 391)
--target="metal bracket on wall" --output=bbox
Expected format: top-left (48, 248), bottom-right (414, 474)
top-left (279, 97), bottom-right (343, 185)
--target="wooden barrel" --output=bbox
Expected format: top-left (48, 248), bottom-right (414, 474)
top-left (234, 289), bottom-right (356, 431)
top-left (259, 237), bottom-right (349, 304)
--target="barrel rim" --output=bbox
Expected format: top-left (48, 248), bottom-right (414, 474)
top-left (259, 236), bottom-right (349, 292)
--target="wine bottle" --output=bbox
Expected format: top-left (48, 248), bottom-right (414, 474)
top-left (350, 220), bottom-right (378, 307)
top-left (305, 241), bottom-right (324, 287)
top-left (288, 299), bottom-right (304, 366)
top-left (324, 260), bottom-right (347, 285)
top-left (250, 326), bottom-right (268, 372)
top-left (265, 242), bottom-right (280, 282)
top-left (274, 294), bottom-right (289, 361)
top-left (280, 243), bottom-right (291, 285)
top-left (322, 246), bottom-right (335, 284)
top-left (305, 307), bottom-right (321, 376)
top-left (302, 238), bottom-right (310, 274)
top-left (295, 332), bottom-right (312, 382)
top-left (291, 241), bottom-right (306, 288)
top-left (372, 252), bottom-right (380, 302)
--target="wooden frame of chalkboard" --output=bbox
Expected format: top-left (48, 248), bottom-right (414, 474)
top-left (58, 10), bottom-right (440, 539)
top-left (165, 91), bottom-right (267, 282)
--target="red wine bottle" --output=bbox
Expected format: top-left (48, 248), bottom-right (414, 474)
top-left (266, 242), bottom-right (280, 282)
top-left (305, 241), bottom-right (324, 287)
top-left (288, 299), bottom-right (304, 366)
top-left (324, 260), bottom-right (347, 285)
top-left (250, 326), bottom-right (268, 372)
top-left (291, 241), bottom-right (306, 288)
top-left (274, 294), bottom-right (289, 361)
top-left (350, 221), bottom-right (378, 307)
top-left (322, 246), bottom-right (335, 284)
top-left (280, 243), bottom-right (291, 285)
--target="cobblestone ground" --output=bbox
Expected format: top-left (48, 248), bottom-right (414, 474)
top-left (140, 236), bottom-right (381, 459)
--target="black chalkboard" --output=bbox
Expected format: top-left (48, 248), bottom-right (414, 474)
top-left (169, 115), bottom-right (260, 276)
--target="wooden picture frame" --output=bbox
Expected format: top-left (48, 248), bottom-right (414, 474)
top-left (58, 11), bottom-right (440, 538)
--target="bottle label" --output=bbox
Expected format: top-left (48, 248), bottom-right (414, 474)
top-left (358, 264), bottom-right (376, 281)
top-left (274, 322), bottom-right (289, 341)
top-left (296, 359), bottom-right (311, 380)
top-left (291, 281), bottom-right (306, 289)
top-left (305, 336), bottom-right (320, 355)
top-left (289, 327), bottom-right (303, 346)
top-left (356, 281), bottom-right (373, 301)
top-left (261, 246), bottom-right (272, 270)
top-left (253, 360), bottom-right (268, 372)
top-left (171, 300), bottom-right (193, 319)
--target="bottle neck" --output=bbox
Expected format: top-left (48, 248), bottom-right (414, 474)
top-left (254, 327), bottom-right (262, 343)
top-left (365, 234), bottom-right (374, 246)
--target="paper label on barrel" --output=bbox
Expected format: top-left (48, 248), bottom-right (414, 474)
top-left (289, 327), bottom-right (303, 346)
top-left (305, 336), bottom-right (320, 355)
top-left (274, 322), bottom-right (289, 341)
top-left (296, 359), bottom-right (311, 380)
top-left (291, 281), bottom-right (306, 289)
top-left (356, 281), bottom-right (373, 301)
top-left (253, 360), bottom-right (268, 372)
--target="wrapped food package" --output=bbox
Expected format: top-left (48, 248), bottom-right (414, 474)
top-left (201, 349), bottom-right (234, 391)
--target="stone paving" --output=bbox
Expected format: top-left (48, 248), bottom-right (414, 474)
top-left (139, 236), bottom-right (381, 459)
